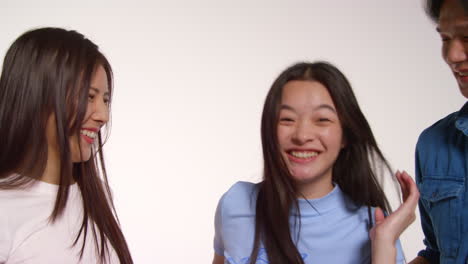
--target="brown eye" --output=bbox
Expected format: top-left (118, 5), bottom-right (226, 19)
top-left (279, 117), bottom-right (295, 125)
top-left (440, 35), bottom-right (450, 42)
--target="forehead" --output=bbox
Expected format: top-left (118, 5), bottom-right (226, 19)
top-left (439, 0), bottom-right (468, 29)
top-left (281, 80), bottom-right (335, 107)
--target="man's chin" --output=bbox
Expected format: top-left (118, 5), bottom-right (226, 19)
top-left (459, 86), bottom-right (468, 99)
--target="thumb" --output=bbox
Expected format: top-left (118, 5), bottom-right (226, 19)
top-left (374, 207), bottom-right (385, 225)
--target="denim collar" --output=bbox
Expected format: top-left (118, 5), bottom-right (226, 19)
top-left (455, 101), bottom-right (468, 136)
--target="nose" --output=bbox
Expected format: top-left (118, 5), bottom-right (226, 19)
top-left (292, 120), bottom-right (315, 144)
top-left (90, 99), bottom-right (109, 125)
top-left (444, 39), bottom-right (467, 65)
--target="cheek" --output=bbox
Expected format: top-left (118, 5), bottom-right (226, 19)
top-left (277, 126), bottom-right (292, 148)
top-left (320, 126), bottom-right (343, 149)
top-left (69, 134), bottom-right (78, 147)
top-left (69, 134), bottom-right (80, 161)
top-left (83, 108), bottom-right (92, 123)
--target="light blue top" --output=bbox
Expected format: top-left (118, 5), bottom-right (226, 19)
top-left (214, 181), bottom-right (405, 264)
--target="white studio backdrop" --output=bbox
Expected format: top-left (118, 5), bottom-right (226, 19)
top-left (1, 0), bottom-right (465, 263)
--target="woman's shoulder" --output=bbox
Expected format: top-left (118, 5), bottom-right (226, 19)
top-left (0, 180), bottom-right (61, 235)
top-left (0, 185), bottom-right (57, 258)
top-left (224, 181), bottom-right (258, 196)
top-left (0, 181), bottom-right (57, 210)
top-left (217, 181), bottom-right (259, 214)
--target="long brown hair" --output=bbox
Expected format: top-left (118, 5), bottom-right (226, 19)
top-left (0, 27), bottom-right (133, 263)
top-left (250, 62), bottom-right (393, 264)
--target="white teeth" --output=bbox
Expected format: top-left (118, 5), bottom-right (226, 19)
top-left (80, 130), bottom-right (97, 139)
top-left (459, 72), bottom-right (468, 77)
top-left (290, 151), bottom-right (318, 158)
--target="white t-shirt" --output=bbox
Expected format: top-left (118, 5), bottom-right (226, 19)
top-left (0, 180), bottom-right (118, 264)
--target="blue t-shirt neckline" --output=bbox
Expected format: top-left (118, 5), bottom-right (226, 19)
top-left (296, 185), bottom-right (347, 216)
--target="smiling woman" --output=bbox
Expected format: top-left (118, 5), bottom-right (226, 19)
top-left (277, 80), bottom-right (344, 199)
top-left (212, 62), bottom-right (419, 264)
top-left (0, 28), bottom-right (132, 264)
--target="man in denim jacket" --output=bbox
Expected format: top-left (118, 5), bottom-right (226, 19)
top-left (410, 1), bottom-right (468, 263)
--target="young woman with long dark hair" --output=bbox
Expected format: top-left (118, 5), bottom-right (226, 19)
top-left (212, 62), bottom-right (419, 264)
top-left (0, 28), bottom-right (133, 263)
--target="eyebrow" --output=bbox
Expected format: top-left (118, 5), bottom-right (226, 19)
top-left (90, 87), bottom-right (110, 97)
top-left (280, 104), bottom-right (337, 113)
top-left (437, 22), bottom-right (468, 33)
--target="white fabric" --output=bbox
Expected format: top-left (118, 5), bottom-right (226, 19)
top-left (0, 180), bottom-right (118, 264)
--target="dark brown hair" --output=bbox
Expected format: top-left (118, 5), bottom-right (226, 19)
top-left (250, 62), bottom-right (393, 264)
top-left (0, 27), bottom-right (132, 263)
top-left (425, 0), bottom-right (468, 22)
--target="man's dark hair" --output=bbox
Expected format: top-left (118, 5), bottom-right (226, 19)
top-left (426, 0), bottom-right (468, 22)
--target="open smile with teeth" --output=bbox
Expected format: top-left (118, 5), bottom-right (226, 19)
top-left (456, 72), bottom-right (468, 77)
top-left (80, 129), bottom-right (97, 139)
top-left (290, 151), bottom-right (318, 159)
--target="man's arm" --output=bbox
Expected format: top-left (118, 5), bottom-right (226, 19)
top-left (408, 256), bottom-right (430, 264)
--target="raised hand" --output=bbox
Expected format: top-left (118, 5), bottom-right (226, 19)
top-left (370, 170), bottom-right (420, 264)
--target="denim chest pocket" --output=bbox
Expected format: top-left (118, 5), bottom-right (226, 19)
top-left (419, 177), bottom-right (465, 258)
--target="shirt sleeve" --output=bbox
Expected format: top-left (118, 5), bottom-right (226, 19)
top-left (395, 239), bottom-right (405, 264)
top-left (213, 193), bottom-right (225, 257)
top-left (415, 145), bottom-right (440, 263)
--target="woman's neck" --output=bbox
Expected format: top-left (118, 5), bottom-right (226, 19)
top-left (40, 144), bottom-right (61, 185)
top-left (296, 179), bottom-right (334, 199)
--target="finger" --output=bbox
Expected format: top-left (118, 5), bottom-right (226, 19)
top-left (395, 171), bottom-right (401, 184)
top-left (400, 175), bottom-right (409, 201)
top-left (402, 171), bottom-right (420, 203)
top-left (401, 171), bottom-right (417, 198)
top-left (374, 207), bottom-right (385, 225)
top-left (395, 170), bottom-right (408, 201)
top-left (397, 173), bottom-right (419, 212)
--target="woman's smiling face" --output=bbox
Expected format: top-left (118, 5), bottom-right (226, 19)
top-left (46, 65), bottom-right (110, 163)
top-left (277, 80), bottom-right (344, 198)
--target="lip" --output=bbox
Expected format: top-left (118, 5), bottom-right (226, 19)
top-left (82, 127), bottom-right (99, 132)
top-left (454, 69), bottom-right (468, 83)
top-left (286, 149), bottom-right (320, 164)
top-left (81, 134), bottom-right (94, 144)
top-left (80, 127), bottom-right (99, 144)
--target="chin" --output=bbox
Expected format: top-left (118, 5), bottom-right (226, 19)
top-left (291, 175), bottom-right (319, 184)
top-left (461, 90), bottom-right (468, 99)
top-left (289, 169), bottom-right (319, 182)
top-left (289, 167), bottom-right (319, 181)
top-left (289, 166), bottom-right (332, 184)
top-left (71, 150), bottom-right (92, 163)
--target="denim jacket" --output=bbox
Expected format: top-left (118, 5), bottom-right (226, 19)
top-left (415, 102), bottom-right (468, 264)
